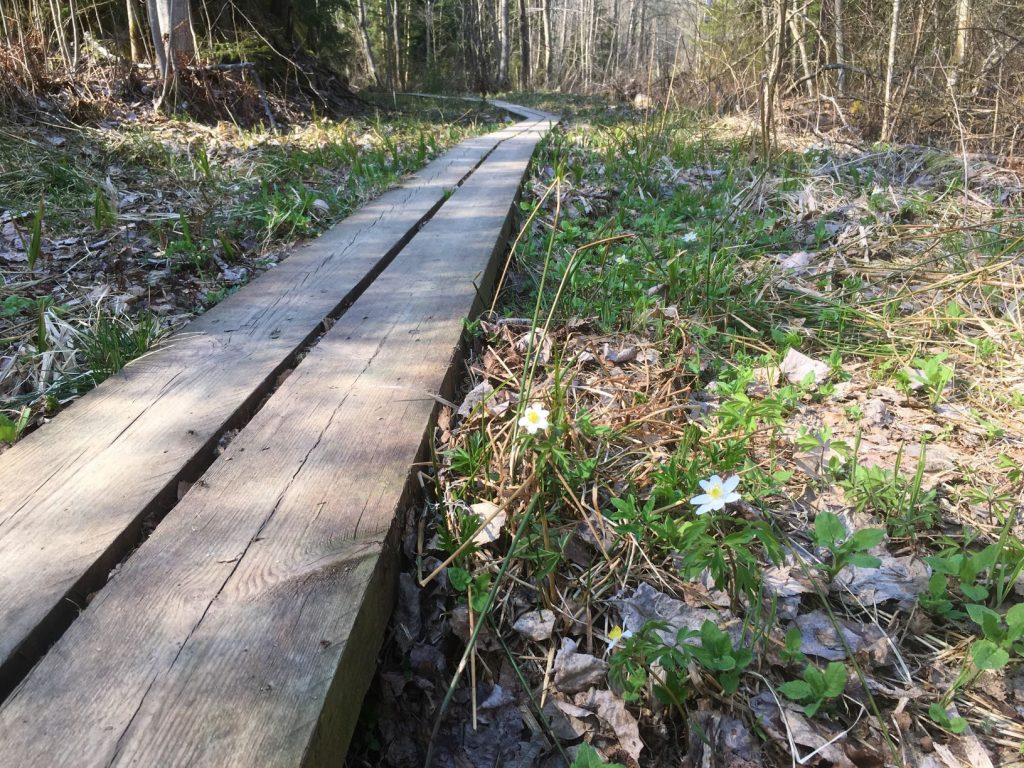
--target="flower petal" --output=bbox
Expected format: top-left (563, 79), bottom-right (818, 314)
top-left (698, 478), bottom-right (712, 492)
top-left (722, 491), bottom-right (742, 504)
top-left (690, 493), bottom-right (713, 506)
top-left (695, 503), bottom-right (715, 515)
top-left (707, 474), bottom-right (723, 487)
top-left (722, 475), bottom-right (741, 494)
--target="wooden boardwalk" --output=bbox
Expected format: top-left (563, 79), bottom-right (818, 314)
top-left (0, 100), bottom-right (555, 766)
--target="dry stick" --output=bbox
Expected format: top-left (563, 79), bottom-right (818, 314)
top-left (418, 468), bottom-right (537, 587)
top-left (551, 465), bottom-right (612, 562)
top-left (467, 584), bottom-right (478, 730)
top-left (489, 180), bottom-right (556, 316)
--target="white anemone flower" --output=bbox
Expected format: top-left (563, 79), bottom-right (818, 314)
top-left (682, 231), bottom-right (699, 243)
top-left (518, 403), bottom-right (550, 435)
top-left (614, 255), bottom-right (629, 265)
top-left (690, 474), bottom-right (741, 515)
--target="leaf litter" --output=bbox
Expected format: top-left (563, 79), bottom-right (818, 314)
top-left (348, 108), bottom-right (1024, 767)
top-left (0, 98), bottom-right (502, 442)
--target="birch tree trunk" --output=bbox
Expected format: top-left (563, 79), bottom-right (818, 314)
top-left (146, 0), bottom-right (195, 105)
top-left (880, 0), bottom-right (901, 140)
top-left (498, 0), bottom-right (510, 87)
top-left (833, 0), bottom-right (846, 94)
top-left (948, 0), bottom-right (970, 89)
top-left (762, 0), bottom-right (788, 157)
top-left (788, 13), bottom-right (815, 97)
top-left (542, 0), bottom-right (552, 85)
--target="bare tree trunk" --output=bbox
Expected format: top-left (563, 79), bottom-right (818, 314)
top-left (542, 0), bottom-right (552, 85)
top-left (425, 0), bottom-right (433, 70)
top-left (497, 0), bottom-right (510, 87)
top-left (557, 0), bottom-right (567, 82)
top-left (518, 0), bottom-right (530, 88)
top-left (603, 0), bottom-right (619, 80)
top-left (390, 0), bottom-right (401, 88)
top-left (833, 0), bottom-right (846, 94)
top-left (356, 0), bottom-right (380, 85)
top-left (47, 0), bottom-right (73, 71)
top-left (762, 0), bottom-right (788, 158)
top-left (146, 0), bottom-right (196, 106)
top-left (127, 0), bottom-right (146, 62)
top-left (880, 0), bottom-right (901, 140)
top-left (788, 13), bottom-right (815, 97)
top-left (624, 0), bottom-right (636, 75)
top-left (402, 0), bottom-right (412, 86)
top-left (948, 0), bottom-right (970, 89)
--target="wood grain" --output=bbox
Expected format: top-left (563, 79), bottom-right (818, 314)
top-left (0, 120), bottom-right (535, 691)
top-left (0, 116), bottom-right (554, 767)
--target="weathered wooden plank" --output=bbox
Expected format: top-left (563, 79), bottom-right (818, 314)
top-left (0, 117), bottom-right (554, 767)
top-left (0, 119), bottom-right (535, 691)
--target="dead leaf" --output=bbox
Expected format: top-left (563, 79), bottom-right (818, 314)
top-left (794, 610), bottom-right (892, 664)
top-left (605, 345), bottom-right (637, 364)
top-left (553, 637), bottom-right (608, 694)
top-left (778, 250), bottom-right (815, 274)
top-left (749, 691), bottom-right (856, 767)
top-left (611, 582), bottom-right (728, 647)
top-left (469, 501), bottom-right (506, 546)
top-left (516, 328), bottom-right (552, 363)
top-left (833, 556), bottom-right (931, 608)
top-left (512, 609), bottom-right (556, 642)
top-left (580, 689), bottom-right (643, 761)
top-left (780, 348), bottom-right (830, 386)
top-left (393, 572), bottom-right (421, 652)
top-left (684, 710), bottom-right (761, 768)
top-left (457, 380), bottom-right (495, 418)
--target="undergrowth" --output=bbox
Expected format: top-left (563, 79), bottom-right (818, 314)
top-left (354, 102), bottom-right (1024, 767)
top-left (0, 98), bottom-right (501, 438)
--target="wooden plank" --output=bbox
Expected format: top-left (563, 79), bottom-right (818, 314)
top-left (0, 117), bottom-right (554, 767)
top-left (0, 120), bottom-right (536, 691)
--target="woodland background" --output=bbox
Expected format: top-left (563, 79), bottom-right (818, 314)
top-left (1, 0), bottom-right (1023, 152)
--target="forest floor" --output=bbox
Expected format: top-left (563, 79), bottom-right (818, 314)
top-left (347, 94), bottom-right (1024, 768)
top-left (0, 91), bottom-right (505, 442)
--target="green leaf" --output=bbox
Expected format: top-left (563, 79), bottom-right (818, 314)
top-left (823, 662), bottom-right (848, 696)
top-left (0, 408), bottom-right (29, 445)
top-left (971, 639), bottom-right (1009, 670)
top-left (447, 566), bottom-right (472, 592)
top-left (813, 512), bottom-right (845, 547)
top-left (1006, 603), bottom-right (1024, 632)
top-left (802, 664), bottom-right (826, 695)
top-left (0, 414), bottom-right (17, 444)
top-left (27, 198), bottom-right (44, 271)
top-left (928, 703), bottom-right (968, 734)
top-left (571, 742), bottom-right (626, 768)
top-left (848, 527), bottom-right (885, 550)
top-left (848, 553), bottom-right (882, 569)
top-left (966, 604), bottom-right (1002, 640)
top-left (778, 680), bottom-right (813, 702)
top-left (960, 583), bottom-right (989, 602)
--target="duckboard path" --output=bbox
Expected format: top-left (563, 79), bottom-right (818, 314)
top-left (0, 100), bottom-right (556, 767)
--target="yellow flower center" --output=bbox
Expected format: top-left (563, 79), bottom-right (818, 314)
top-left (527, 411), bottom-right (539, 422)
top-left (709, 486), bottom-right (723, 499)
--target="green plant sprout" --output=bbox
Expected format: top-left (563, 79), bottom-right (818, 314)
top-left (810, 512), bottom-right (884, 580)
top-left (779, 661), bottom-right (848, 716)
